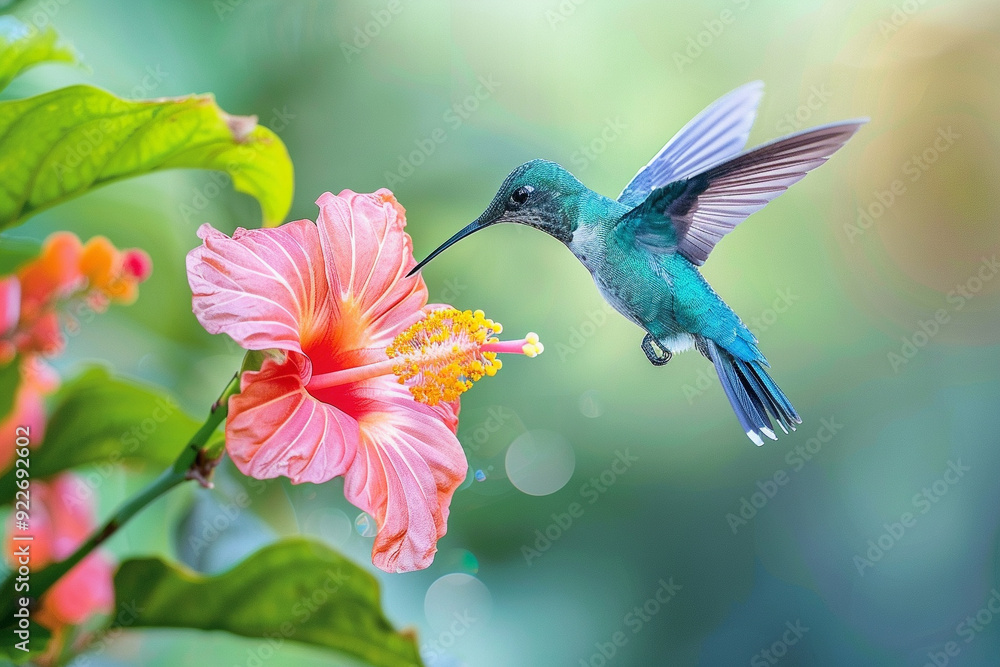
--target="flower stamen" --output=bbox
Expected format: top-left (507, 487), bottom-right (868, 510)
top-left (387, 308), bottom-right (542, 405)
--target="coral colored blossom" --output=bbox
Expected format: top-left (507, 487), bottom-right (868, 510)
top-left (187, 189), bottom-right (541, 572)
top-left (5, 474), bottom-right (115, 630)
top-left (1, 232), bottom-right (152, 360)
top-left (0, 233), bottom-right (152, 468)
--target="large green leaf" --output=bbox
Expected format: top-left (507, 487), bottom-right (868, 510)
top-left (0, 366), bottom-right (200, 502)
top-left (0, 16), bottom-right (79, 92)
top-left (0, 85), bottom-right (293, 231)
top-left (114, 539), bottom-right (424, 667)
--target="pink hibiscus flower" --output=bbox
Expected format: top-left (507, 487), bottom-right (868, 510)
top-left (5, 474), bottom-right (115, 630)
top-left (187, 189), bottom-right (541, 572)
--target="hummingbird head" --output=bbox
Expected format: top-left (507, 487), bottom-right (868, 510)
top-left (408, 159), bottom-right (586, 276)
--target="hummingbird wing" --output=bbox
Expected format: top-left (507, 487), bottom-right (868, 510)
top-left (617, 81), bottom-right (764, 207)
top-left (620, 119), bottom-right (867, 265)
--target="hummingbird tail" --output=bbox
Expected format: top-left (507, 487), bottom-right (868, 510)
top-left (701, 339), bottom-right (802, 445)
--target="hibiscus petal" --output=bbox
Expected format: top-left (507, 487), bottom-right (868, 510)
top-left (425, 398), bottom-right (460, 436)
top-left (187, 221), bottom-right (330, 361)
top-left (342, 379), bottom-right (467, 573)
top-left (227, 355), bottom-right (359, 484)
top-left (315, 190), bottom-right (428, 350)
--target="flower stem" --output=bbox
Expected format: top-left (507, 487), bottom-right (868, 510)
top-left (0, 372), bottom-right (240, 616)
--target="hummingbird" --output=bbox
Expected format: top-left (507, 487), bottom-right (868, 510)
top-left (408, 82), bottom-right (866, 445)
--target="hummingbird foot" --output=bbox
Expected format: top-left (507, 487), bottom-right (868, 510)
top-left (641, 334), bottom-right (672, 366)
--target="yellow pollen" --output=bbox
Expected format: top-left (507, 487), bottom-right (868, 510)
top-left (387, 308), bottom-right (502, 406)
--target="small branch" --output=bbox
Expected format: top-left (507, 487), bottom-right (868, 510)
top-left (185, 447), bottom-right (224, 489)
top-left (0, 370), bottom-right (242, 616)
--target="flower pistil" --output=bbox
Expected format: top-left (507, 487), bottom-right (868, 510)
top-left (306, 308), bottom-right (543, 405)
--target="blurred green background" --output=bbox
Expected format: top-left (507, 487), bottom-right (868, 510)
top-left (5, 0), bottom-right (1000, 664)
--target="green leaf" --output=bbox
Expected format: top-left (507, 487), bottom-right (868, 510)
top-left (114, 539), bottom-right (424, 667)
top-left (0, 16), bottom-right (79, 92)
top-left (0, 366), bottom-right (200, 502)
top-left (0, 357), bottom-right (18, 421)
top-left (0, 236), bottom-right (39, 274)
top-left (0, 85), bottom-right (293, 231)
top-left (0, 615), bottom-right (49, 664)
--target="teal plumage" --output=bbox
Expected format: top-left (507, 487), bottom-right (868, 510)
top-left (410, 83), bottom-right (866, 445)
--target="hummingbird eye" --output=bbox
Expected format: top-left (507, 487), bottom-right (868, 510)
top-left (507, 185), bottom-right (534, 210)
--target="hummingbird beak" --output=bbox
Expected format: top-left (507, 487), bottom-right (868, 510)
top-left (407, 214), bottom-right (497, 277)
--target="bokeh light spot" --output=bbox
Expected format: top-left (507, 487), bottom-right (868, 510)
top-left (438, 548), bottom-right (481, 575)
top-left (424, 573), bottom-right (492, 635)
top-left (302, 508), bottom-right (352, 547)
top-left (505, 430), bottom-right (575, 496)
top-left (355, 511), bottom-right (377, 537)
